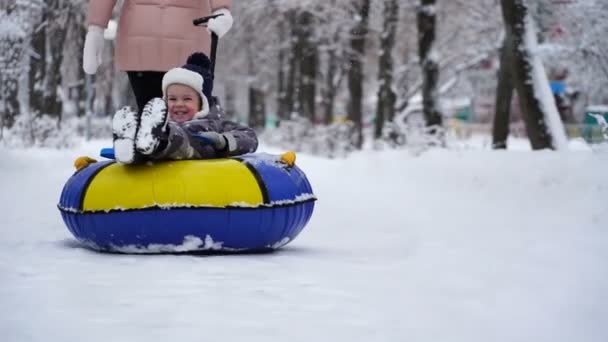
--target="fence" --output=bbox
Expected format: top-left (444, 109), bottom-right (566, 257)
top-left (448, 119), bottom-right (607, 144)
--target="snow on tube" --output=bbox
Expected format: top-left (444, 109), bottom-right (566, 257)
top-left (57, 152), bottom-right (316, 253)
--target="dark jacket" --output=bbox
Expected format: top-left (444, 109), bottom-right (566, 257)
top-left (152, 111), bottom-right (258, 160)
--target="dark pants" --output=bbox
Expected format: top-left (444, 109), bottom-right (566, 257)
top-left (127, 71), bottom-right (165, 113)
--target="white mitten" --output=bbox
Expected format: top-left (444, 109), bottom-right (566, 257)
top-left (207, 8), bottom-right (233, 38)
top-left (82, 25), bottom-right (105, 75)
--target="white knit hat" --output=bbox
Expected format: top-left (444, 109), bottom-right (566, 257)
top-left (162, 53), bottom-right (211, 117)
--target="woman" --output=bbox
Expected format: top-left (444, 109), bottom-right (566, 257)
top-left (82, 0), bottom-right (233, 112)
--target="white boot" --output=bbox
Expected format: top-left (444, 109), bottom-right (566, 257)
top-left (112, 106), bottom-right (139, 164)
top-left (135, 98), bottom-right (169, 155)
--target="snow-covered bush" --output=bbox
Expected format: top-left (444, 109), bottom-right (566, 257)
top-left (63, 115), bottom-right (113, 140)
top-left (2, 114), bottom-right (75, 148)
top-left (1, 113), bottom-right (112, 148)
top-left (0, 9), bottom-right (27, 130)
top-left (261, 116), bottom-right (356, 158)
top-left (312, 121), bottom-right (357, 158)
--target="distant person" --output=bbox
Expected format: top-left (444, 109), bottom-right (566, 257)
top-left (83, 0), bottom-right (234, 112)
top-left (112, 53), bottom-right (258, 164)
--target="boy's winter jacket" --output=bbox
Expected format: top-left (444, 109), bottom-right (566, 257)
top-left (152, 111), bottom-right (258, 161)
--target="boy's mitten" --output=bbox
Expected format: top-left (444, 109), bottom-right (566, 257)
top-left (195, 132), bottom-right (228, 151)
top-left (83, 25), bottom-right (104, 74)
top-left (207, 9), bottom-right (233, 38)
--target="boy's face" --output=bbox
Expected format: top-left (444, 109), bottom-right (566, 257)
top-left (166, 84), bottom-right (202, 123)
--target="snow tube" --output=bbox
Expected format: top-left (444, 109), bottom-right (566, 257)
top-left (57, 152), bottom-right (316, 253)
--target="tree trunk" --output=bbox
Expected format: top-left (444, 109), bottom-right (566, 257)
top-left (319, 0), bottom-right (342, 126)
top-left (297, 10), bottom-right (317, 123)
top-left (29, 0), bottom-right (71, 118)
top-left (500, 0), bottom-right (553, 149)
top-left (224, 82), bottom-right (236, 121)
top-left (277, 15), bottom-right (288, 120)
top-left (248, 87), bottom-right (266, 129)
top-left (29, 14), bottom-right (47, 116)
top-left (492, 37), bottom-right (515, 149)
top-left (347, 0), bottom-right (371, 149)
top-left (417, 0), bottom-right (443, 142)
top-left (322, 47), bottom-right (338, 125)
top-left (69, 5), bottom-right (87, 117)
top-left (245, 22), bottom-right (265, 130)
top-left (98, 40), bottom-right (115, 116)
top-left (284, 9), bottom-right (298, 119)
top-left (44, 21), bottom-right (67, 117)
top-left (374, 0), bottom-right (398, 140)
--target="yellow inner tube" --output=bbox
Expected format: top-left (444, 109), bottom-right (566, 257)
top-left (82, 159), bottom-right (264, 211)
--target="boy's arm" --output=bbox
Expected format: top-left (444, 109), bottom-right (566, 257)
top-left (218, 120), bottom-right (259, 156)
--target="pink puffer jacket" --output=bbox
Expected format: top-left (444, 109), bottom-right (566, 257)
top-left (87, 0), bottom-right (232, 72)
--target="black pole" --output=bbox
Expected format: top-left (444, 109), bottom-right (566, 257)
top-left (193, 15), bottom-right (222, 82)
top-left (210, 32), bottom-right (218, 79)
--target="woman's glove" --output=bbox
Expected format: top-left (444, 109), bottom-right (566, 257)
top-left (82, 25), bottom-right (105, 74)
top-left (207, 8), bottom-right (233, 38)
top-left (195, 132), bottom-right (228, 150)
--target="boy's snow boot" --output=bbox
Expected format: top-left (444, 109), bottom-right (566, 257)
top-left (112, 106), bottom-right (140, 164)
top-left (135, 98), bottom-right (169, 155)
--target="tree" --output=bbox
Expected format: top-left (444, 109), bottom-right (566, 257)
top-left (317, 0), bottom-right (350, 125)
top-left (500, 0), bottom-right (567, 150)
top-left (347, 0), bottom-right (371, 149)
top-left (281, 8), bottom-right (298, 120)
top-left (248, 87), bottom-right (266, 129)
top-left (245, 18), bottom-right (267, 129)
top-left (417, 0), bottom-right (443, 144)
top-left (29, 0), bottom-right (72, 119)
top-left (276, 10), bottom-right (290, 120)
top-left (374, 0), bottom-right (399, 140)
top-left (296, 10), bottom-right (317, 123)
top-left (491, 36), bottom-right (515, 149)
top-left (320, 30), bottom-right (343, 125)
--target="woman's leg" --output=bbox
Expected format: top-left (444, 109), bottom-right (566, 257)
top-left (126, 71), bottom-right (165, 113)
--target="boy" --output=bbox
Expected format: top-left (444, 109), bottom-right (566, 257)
top-left (112, 53), bottom-right (258, 164)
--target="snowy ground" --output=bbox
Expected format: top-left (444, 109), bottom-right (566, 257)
top-left (1, 138), bottom-right (607, 342)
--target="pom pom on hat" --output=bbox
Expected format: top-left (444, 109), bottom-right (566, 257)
top-left (186, 52), bottom-right (211, 71)
top-left (186, 53), bottom-right (213, 98)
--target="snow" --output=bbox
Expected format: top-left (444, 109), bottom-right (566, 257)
top-left (0, 11), bottom-right (26, 40)
top-left (1, 139), bottom-right (608, 342)
top-left (419, 4), bottom-right (437, 16)
top-left (427, 46), bottom-right (440, 64)
top-left (587, 105), bottom-right (608, 113)
top-left (523, 13), bottom-right (569, 150)
top-left (108, 235), bottom-right (226, 254)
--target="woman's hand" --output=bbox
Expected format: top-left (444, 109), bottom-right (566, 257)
top-left (82, 25), bottom-right (105, 74)
top-left (207, 8), bottom-right (234, 38)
